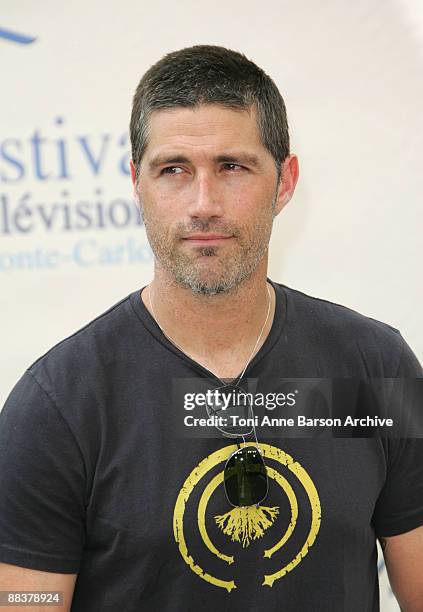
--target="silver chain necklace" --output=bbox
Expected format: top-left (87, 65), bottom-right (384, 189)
top-left (148, 283), bottom-right (272, 386)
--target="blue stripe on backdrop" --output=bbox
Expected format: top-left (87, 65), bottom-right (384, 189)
top-left (0, 27), bottom-right (36, 45)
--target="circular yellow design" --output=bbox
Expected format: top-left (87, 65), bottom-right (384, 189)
top-left (173, 443), bottom-right (321, 591)
top-left (197, 467), bottom-right (298, 563)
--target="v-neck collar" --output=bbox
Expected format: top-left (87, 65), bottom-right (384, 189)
top-left (129, 277), bottom-right (287, 384)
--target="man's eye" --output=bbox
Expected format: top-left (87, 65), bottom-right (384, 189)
top-left (223, 163), bottom-right (244, 171)
top-left (161, 167), bottom-right (183, 175)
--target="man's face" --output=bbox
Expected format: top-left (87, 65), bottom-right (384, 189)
top-left (131, 104), bottom-right (291, 295)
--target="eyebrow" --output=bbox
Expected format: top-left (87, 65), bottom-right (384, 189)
top-left (147, 152), bottom-right (262, 170)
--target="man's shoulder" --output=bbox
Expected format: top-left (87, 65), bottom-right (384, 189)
top-left (28, 291), bottom-right (140, 385)
top-left (279, 282), bottom-right (401, 341)
top-left (275, 282), bottom-right (422, 376)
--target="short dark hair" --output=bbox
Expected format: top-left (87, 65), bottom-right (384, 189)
top-left (130, 45), bottom-right (290, 179)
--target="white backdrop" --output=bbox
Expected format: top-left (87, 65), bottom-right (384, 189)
top-left (1, 1), bottom-right (422, 609)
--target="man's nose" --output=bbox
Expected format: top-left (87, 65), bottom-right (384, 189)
top-left (186, 174), bottom-right (224, 219)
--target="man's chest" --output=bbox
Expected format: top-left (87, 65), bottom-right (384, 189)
top-left (83, 400), bottom-right (385, 599)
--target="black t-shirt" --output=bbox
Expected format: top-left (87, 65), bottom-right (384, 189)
top-left (0, 280), bottom-right (422, 612)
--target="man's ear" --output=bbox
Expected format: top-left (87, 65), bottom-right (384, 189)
top-left (130, 160), bottom-right (139, 201)
top-left (273, 154), bottom-right (299, 217)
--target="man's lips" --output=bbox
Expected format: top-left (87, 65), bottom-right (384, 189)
top-left (182, 234), bottom-right (234, 245)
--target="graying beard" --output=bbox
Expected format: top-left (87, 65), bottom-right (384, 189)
top-left (172, 248), bottom-right (266, 296)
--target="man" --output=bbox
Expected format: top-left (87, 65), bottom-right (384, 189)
top-left (0, 45), bottom-right (422, 611)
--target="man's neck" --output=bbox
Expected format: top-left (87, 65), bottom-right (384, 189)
top-left (141, 261), bottom-right (276, 378)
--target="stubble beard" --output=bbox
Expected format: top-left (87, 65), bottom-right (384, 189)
top-left (140, 195), bottom-right (277, 296)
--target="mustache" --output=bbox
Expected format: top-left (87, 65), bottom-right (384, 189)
top-left (175, 220), bottom-right (241, 238)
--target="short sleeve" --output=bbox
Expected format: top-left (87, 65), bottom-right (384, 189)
top-left (0, 371), bottom-right (86, 573)
top-left (372, 334), bottom-right (423, 537)
top-left (372, 437), bottom-right (423, 536)
top-left (395, 333), bottom-right (423, 377)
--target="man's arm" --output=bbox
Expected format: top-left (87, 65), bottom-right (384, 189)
top-left (0, 373), bottom-right (85, 596)
top-left (380, 525), bottom-right (423, 612)
top-left (0, 563), bottom-right (77, 612)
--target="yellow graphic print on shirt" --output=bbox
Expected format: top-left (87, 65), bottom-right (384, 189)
top-left (215, 505), bottom-right (280, 548)
top-left (173, 443), bottom-right (321, 592)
